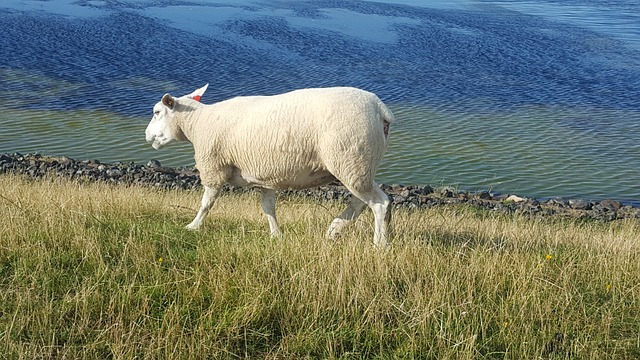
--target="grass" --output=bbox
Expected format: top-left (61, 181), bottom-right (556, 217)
top-left (1, 174), bottom-right (639, 359)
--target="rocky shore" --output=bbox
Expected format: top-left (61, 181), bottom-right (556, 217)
top-left (2, 153), bottom-right (639, 222)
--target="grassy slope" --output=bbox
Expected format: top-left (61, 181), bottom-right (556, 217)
top-left (0, 174), bottom-right (639, 359)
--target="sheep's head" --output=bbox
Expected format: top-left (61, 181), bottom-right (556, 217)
top-left (145, 84), bottom-right (208, 149)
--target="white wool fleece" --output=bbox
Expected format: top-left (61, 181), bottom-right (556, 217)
top-left (171, 87), bottom-right (394, 192)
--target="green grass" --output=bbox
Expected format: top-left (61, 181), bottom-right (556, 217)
top-left (1, 174), bottom-right (639, 359)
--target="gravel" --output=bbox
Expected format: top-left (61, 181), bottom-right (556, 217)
top-left (2, 152), bottom-right (639, 222)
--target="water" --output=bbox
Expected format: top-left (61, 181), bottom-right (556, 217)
top-left (1, 0), bottom-right (639, 204)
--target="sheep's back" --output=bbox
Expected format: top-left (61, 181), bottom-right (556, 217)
top-left (193, 87), bottom-right (389, 189)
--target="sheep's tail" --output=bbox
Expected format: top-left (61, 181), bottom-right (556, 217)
top-left (376, 98), bottom-right (395, 141)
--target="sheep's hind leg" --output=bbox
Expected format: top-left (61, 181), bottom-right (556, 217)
top-left (260, 188), bottom-right (282, 238)
top-left (350, 184), bottom-right (391, 249)
top-left (186, 185), bottom-right (220, 230)
top-left (326, 196), bottom-right (366, 239)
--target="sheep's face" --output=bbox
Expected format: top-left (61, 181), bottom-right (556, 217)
top-left (146, 95), bottom-right (176, 149)
top-left (146, 84), bottom-right (209, 149)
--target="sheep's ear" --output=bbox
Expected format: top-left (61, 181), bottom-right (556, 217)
top-left (187, 83), bottom-right (209, 102)
top-left (162, 94), bottom-right (175, 109)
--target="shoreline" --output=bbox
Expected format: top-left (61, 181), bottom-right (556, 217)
top-left (2, 152), bottom-right (639, 222)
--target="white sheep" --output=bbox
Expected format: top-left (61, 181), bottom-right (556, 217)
top-left (145, 84), bottom-right (394, 248)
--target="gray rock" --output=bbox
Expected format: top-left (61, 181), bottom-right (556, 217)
top-left (477, 191), bottom-right (492, 200)
top-left (547, 198), bottom-right (568, 207)
top-left (599, 199), bottom-right (622, 211)
top-left (0, 154), bottom-right (12, 164)
top-left (393, 194), bottom-right (407, 203)
top-left (106, 169), bottom-right (123, 177)
top-left (439, 186), bottom-right (457, 198)
top-left (1, 152), bottom-right (639, 222)
top-left (569, 199), bottom-right (592, 210)
top-left (416, 185), bottom-right (434, 195)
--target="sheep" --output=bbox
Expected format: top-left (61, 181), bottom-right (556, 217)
top-left (145, 85), bottom-right (394, 248)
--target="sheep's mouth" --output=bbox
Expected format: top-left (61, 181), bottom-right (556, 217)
top-left (146, 135), bottom-right (164, 149)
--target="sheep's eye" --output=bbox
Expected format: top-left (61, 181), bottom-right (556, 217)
top-left (153, 111), bottom-right (160, 116)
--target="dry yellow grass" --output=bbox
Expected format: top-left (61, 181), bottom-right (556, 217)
top-left (1, 174), bottom-right (639, 359)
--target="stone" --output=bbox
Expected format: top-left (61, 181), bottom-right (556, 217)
top-left (393, 195), bottom-right (406, 204)
top-left (439, 186), bottom-right (457, 198)
top-left (569, 199), bottom-right (592, 210)
top-left (505, 195), bottom-right (526, 203)
top-left (546, 198), bottom-right (568, 207)
top-left (1, 152), bottom-right (639, 222)
top-left (106, 169), bottom-right (123, 177)
top-left (599, 199), bottom-right (622, 211)
top-left (477, 191), bottom-right (492, 200)
top-left (0, 154), bottom-right (12, 164)
top-left (59, 156), bottom-right (74, 168)
top-left (416, 185), bottom-right (434, 195)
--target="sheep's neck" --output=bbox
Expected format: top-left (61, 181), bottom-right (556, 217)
top-left (172, 109), bottom-right (197, 144)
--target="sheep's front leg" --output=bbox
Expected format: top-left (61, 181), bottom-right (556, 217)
top-left (260, 188), bottom-right (282, 238)
top-left (186, 185), bottom-right (220, 230)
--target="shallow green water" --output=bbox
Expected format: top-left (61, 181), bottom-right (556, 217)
top-left (380, 103), bottom-right (640, 202)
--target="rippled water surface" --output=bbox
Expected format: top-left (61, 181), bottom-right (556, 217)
top-left (1, 0), bottom-right (639, 204)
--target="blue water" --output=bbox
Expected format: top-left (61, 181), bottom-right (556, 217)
top-left (1, 0), bottom-right (639, 204)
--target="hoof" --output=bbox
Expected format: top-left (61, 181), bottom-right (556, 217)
top-left (185, 223), bottom-right (200, 231)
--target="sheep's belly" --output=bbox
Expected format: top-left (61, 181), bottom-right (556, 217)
top-left (229, 168), bottom-right (336, 190)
